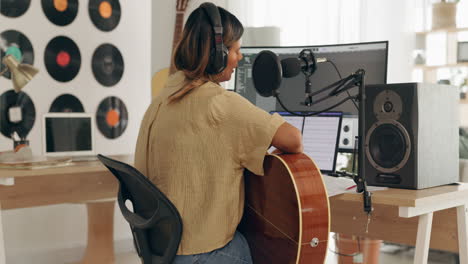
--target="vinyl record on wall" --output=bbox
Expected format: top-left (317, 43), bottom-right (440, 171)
top-left (96, 96), bottom-right (128, 139)
top-left (92, 43), bottom-right (124, 87)
top-left (89, 0), bottom-right (121, 32)
top-left (0, 0), bottom-right (31, 18)
top-left (0, 30), bottom-right (34, 79)
top-left (0, 90), bottom-right (36, 139)
top-left (49, 94), bottom-right (85, 112)
top-left (44, 36), bottom-right (81, 82)
top-left (41, 0), bottom-right (79, 26)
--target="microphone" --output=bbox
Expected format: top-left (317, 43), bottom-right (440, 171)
top-left (280, 49), bottom-right (327, 105)
top-left (281, 50), bottom-right (327, 78)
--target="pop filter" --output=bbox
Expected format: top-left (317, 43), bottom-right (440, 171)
top-left (252, 50), bottom-right (282, 97)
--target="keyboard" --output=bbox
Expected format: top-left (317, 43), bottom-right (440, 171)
top-left (70, 155), bottom-right (98, 162)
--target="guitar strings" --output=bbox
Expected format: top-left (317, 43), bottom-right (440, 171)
top-left (246, 204), bottom-right (298, 245)
top-left (246, 204), bottom-right (329, 247)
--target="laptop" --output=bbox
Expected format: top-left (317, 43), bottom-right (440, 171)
top-left (42, 113), bottom-right (97, 161)
top-left (270, 111), bottom-right (343, 174)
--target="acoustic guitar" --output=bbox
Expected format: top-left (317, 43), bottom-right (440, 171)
top-left (151, 0), bottom-right (190, 98)
top-left (239, 153), bottom-right (330, 264)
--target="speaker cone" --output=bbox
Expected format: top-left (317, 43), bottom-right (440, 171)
top-left (365, 120), bottom-right (411, 173)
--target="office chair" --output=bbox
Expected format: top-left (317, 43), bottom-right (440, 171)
top-left (97, 155), bottom-right (183, 264)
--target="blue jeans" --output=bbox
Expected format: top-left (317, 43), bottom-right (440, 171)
top-left (172, 231), bottom-right (253, 264)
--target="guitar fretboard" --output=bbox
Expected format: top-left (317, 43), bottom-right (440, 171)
top-left (170, 13), bottom-right (185, 74)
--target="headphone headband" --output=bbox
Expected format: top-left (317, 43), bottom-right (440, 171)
top-left (199, 2), bottom-right (228, 75)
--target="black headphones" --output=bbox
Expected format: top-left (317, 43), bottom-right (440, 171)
top-left (200, 2), bottom-right (228, 75)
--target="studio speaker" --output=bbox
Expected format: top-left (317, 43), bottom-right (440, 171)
top-left (363, 83), bottom-right (459, 189)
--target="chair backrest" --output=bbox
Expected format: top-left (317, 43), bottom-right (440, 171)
top-left (97, 154), bottom-right (182, 264)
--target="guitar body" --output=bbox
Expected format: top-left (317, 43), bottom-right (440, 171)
top-left (239, 153), bottom-right (330, 264)
top-left (152, 68), bottom-right (169, 98)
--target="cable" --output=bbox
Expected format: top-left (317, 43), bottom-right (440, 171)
top-left (327, 60), bottom-right (359, 111)
top-left (327, 60), bottom-right (342, 79)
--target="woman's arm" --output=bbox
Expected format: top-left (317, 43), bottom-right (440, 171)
top-left (271, 122), bottom-right (303, 153)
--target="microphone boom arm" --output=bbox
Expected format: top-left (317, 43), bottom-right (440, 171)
top-left (273, 68), bottom-right (373, 216)
top-left (274, 69), bottom-right (364, 117)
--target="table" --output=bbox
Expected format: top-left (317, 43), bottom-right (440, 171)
top-left (0, 155), bottom-right (131, 264)
top-left (1, 156), bottom-right (466, 264)
top-left (330, 183), bottom-right (468, 264)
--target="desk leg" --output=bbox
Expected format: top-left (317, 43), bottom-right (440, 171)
top-left (457, 204), bottom-right (468, 264)
top-left (0, 204), bottom-right (5, 264)
top-left (414, 212), bottom-right (433, 264)
top-left (79, 201), bottom-right (115, 264)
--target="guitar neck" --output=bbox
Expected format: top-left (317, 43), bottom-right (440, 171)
top-left (169, 12), bottom-right (185, 74)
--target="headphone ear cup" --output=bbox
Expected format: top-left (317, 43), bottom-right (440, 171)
top-left (206, 45), bottom-right (229, 75)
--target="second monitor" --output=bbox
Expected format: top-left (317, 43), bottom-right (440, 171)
top-left (235, 41), bottom-right (388, 115)
top-left (270, 111), bottom-right (343, 173)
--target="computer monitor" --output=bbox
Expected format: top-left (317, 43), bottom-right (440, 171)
top-left (42, 113), bottom-right (95, 157)
top-left (235, 41), bottom-right (388, 115)
top-left (271, 111), bottom-right (342, 173)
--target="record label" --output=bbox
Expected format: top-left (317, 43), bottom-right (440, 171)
top-left (96, 96), bottom-right (128, 139)
top-left (54, 0), bottom-right (68, 12)
top-left (0, 90), bottom-right (36, 139)
top-left (92, 43), bottom-right (124, 87)
top-left (44, 36), bottom-right (81, 82)
top-left (0, 30), bottom-right (34, 79)
top-left (49, 94), bottom-right (85, 112)
top-left (42, 0), bottom-right (79, 26)
top-left (89, 0), bottom-right (121, 32)
top-left (1, 0), bottom-right (31, 18)
top-left (99, 1), bottom-right (112, 18)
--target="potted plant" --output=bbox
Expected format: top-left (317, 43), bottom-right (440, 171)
top-left (432, 0), bottom-right (459, 30)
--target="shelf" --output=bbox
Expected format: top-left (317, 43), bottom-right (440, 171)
top-left (414, 62), bottom-right (468, 70)
top-left (416, 27), bottom-right (468, 35)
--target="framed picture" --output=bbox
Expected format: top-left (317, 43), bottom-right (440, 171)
top-left (458, 42), bottom-right (468, 63)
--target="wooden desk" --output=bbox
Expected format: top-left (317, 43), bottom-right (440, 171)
top-left (330, 183), bottom-right (468, 264)
top-left (2, 157), bottom-right (466, 264)
top-left (0, 155), bottom-right (131, 264)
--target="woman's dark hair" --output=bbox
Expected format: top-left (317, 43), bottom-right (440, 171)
top-left (169, 5), bottom-right (243, 102)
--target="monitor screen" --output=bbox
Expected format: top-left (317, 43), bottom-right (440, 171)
top-left (43, 113), bottom-right (94, 155)
top-left (271, 111), bottom-right (342, 173)
top-left (235, 41), bottom-right (388, 115)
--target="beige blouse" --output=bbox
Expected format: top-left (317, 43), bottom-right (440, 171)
top-left (134, 71), bottom-right (285, 255)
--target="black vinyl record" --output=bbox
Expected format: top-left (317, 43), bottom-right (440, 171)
top-left (0, 90), bottom-right (36, 139)
top-left (49, 94), bottom-right (85, 112)
top-left (0, 30), bottom-right (34, 79)
top-left (96, 96), bottom-right (128, 139)
top-left (92, 43), bottom-right (124, 87)
top-left (44, 36), bottom-right (81, 82)
top-left (42, 0), bottom-right (79, 26)
top-left (89, 0), bottom-right (121, 32)
top-left (1, 0), bottom-right (31, 18)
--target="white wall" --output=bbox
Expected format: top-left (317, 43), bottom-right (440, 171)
top-left (2, 0), bottom-right (152, 262)
top-left (360, 0), bottom-right (416, 83)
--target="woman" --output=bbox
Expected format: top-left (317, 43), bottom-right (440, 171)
top-left (134, 2), bottom-right (303, 263)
